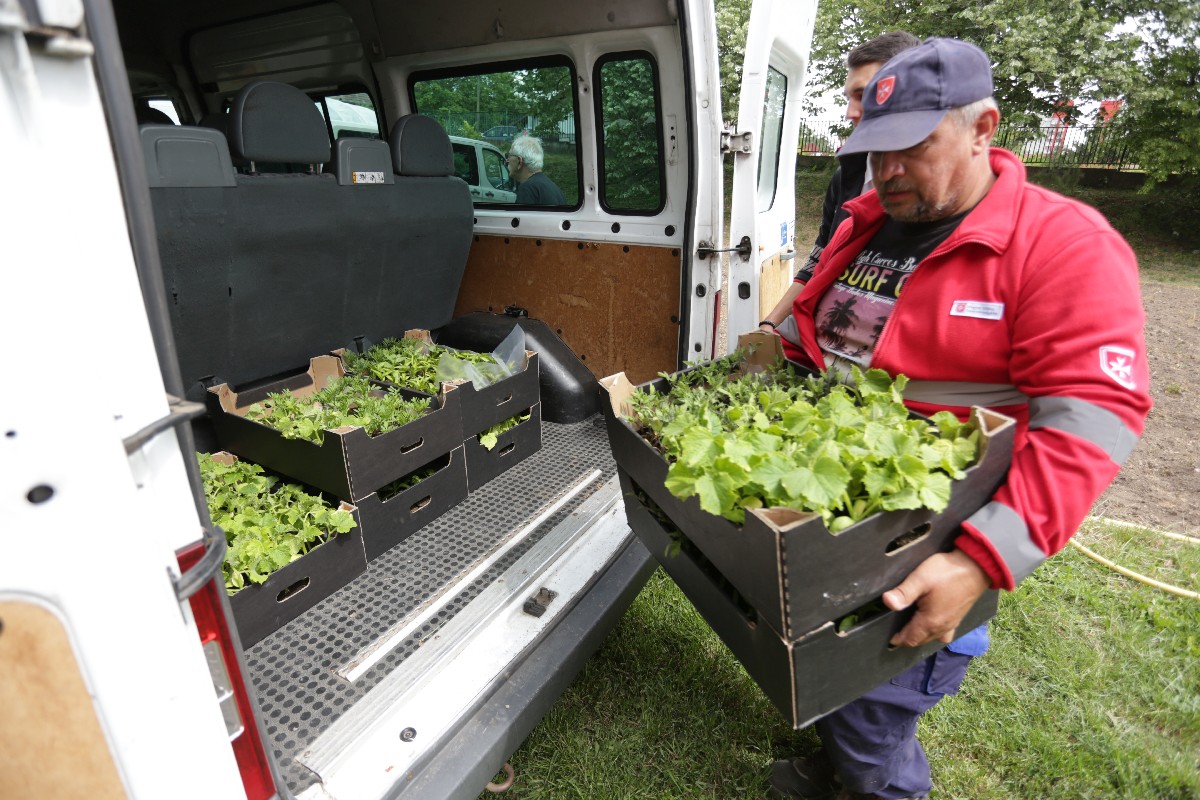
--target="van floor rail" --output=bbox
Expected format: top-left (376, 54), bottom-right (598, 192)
top-left (242, 417), bottom-right (623, 795)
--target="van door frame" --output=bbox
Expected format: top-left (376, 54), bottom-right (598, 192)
top-left (726, 0), bottom-right (819, 349)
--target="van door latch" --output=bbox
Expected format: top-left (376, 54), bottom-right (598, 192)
top-left (522, 587), bottom-right (558, 617)
top-left (697, 236), bottom-right (751, 261)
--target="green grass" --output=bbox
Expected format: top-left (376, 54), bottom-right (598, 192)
top-left (485, 521), bottom-right (1200, 799)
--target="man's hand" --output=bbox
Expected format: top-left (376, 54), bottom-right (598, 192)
top-left (882, 549), bottom-right (991, 648)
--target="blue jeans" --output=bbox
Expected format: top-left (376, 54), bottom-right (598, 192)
top-left (814, 649), bottom-right (974, 799)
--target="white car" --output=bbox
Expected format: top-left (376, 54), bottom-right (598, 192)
top-left (449, 135), bottom-right (517, 204)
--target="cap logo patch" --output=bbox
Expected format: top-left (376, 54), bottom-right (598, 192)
top-left (1099, 345), bottom-right (1137, 390)
top-left (876, 75), bottom-right (896, 105)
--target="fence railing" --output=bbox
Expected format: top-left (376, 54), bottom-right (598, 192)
top-left (799, 119), bottom-right (1138, 170)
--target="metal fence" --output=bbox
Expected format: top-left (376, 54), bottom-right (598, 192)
top-left (799, 119), bottom-right (1137, 170)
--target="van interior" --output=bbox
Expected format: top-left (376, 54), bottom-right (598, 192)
top-left (111, 0), bottom-right (706, 793)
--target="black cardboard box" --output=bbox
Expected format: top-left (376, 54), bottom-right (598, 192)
top-left (207, 355), bottom-right (464, 503)
top-left (623, 487), bottom-right (998, 729)
top-left (600, 332), bottom-right (1015, 640)
top-left (355, 446), bottom-right (469, 561)
top-left (463, 403), bottom-right (543, 491)
top-left (207, 453), bottom-right (368, 649)
top-left (338, 330), bottom-right (542, 437)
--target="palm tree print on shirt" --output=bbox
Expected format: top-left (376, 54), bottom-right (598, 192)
top-left (819, 297), bottom-right (859, 352)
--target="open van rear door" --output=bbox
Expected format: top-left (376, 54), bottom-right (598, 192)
top-left (726, 0), bottom-right (819, 346)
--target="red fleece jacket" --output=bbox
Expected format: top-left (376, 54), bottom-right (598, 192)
top-left (789, 148), bottom-right (1152, 589)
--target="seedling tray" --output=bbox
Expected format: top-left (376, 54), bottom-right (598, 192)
top-left (337, 330), bottom-right (542, 437)
top-left (462, 403), bottom-right (543, 491)
top-left (355, 446), bottom-right (469, 561)
top-left (207, 355), bottom-right (464, 503)
top-left (207, 453), bottom-right (367, 649)
top-left (600, 334), bottom-right (1015, 640)
top-left (623, 488), bottom-right (998, 729)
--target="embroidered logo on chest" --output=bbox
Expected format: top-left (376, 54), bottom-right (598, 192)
top-left (949, 300), bottom-right (1004, 320)
top-left (1099, 345), bottom-right (1138, 390)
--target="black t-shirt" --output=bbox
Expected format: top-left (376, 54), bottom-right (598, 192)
top-left (815, 209), bottom-right (969, 374)
top-left (516, 171), bottom-right (567, 206)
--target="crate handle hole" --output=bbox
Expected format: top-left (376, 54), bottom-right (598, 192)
top-left (410, 495), bottom-right (432, 513)
top-left (496, 393), bottom-right (512, 406)
top-left (276, 577), bottom-right (310, 603)
top-left (885, 522), bottom-right (932, 554)
top-left (833, 597), bottom-right (889, 636)
top-left (400, 438), bottom-right (424, 454)
top-left (498, 442), bottom-right (516, 457)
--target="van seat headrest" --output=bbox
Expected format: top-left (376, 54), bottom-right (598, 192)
top-left (389, 114), bottom-right (454, 177)
top-left (228, 81), bottom-right (331, 166)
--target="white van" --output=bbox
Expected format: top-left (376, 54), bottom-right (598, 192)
top-left (1, 1), bottom-right (815, 798)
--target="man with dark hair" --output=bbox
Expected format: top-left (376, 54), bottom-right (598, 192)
top-left (769, 38), bottom-right (1151, 799)
top-left (759, 31), bottom-right (919, 337)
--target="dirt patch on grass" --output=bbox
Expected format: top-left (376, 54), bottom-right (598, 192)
top-left (1092, 280), bottom-right (1200, 536)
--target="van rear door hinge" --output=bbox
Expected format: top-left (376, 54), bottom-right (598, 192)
top-left (721, 130), bottom-right (753, 155)
top-left (697, 236), bottom-right (751, 261)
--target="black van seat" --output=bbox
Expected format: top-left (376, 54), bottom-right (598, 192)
top-left (332, 138), bottom-right (394, 186)
top-left (146, 85), bottom-right (473, 401)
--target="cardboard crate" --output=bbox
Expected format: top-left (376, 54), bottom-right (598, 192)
top-left (623, 488), bottom-right (998, 729)
top-left (337, 330), bottom-right (542, 437)
top-left (600, 334), bottom-right (1015, 640)
top-left (463, 403), bottom-right (543, 491)
top-left (207, 453), bottom-right (367, 649)
top-left (207, 355), bottom-right (464, 503)
top-left (356, 446), bottom-right (469, 561)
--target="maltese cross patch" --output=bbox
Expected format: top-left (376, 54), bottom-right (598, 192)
top-left (876, 75), bottom-right (896, 105)
top-left (1099, 345), bottom-right (1137, 390)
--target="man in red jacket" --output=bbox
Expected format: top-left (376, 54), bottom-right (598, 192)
top-left (770, 38), bottom-right (1152, 800)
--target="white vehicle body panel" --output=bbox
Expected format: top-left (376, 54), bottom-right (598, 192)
top-left (727, 0), bottom-right (819, 346)
top-left (0, 18), bottom-right (247, 798)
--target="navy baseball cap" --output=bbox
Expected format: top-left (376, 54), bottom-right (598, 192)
top-left (839, 37), bottom-right (993, 156)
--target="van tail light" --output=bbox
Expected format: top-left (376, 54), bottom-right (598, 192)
top-left (177, 538), bottom-right (277, 800)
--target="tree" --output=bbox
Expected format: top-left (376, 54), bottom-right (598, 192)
top-left (714, 0), bottom-right (752, 119)
top-left (1103, 2), bottom-right (1200, 183)
top-left (805, 0), bottom-right (1199, 183)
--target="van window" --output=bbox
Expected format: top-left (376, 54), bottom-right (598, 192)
top-left (596, 53), bottom-right (664, 214)
top-left (452, 142), bottom-right (480, 185)
top-left (318, 92), bottom-right (381, 139)
top-left (482, 147), bottom-right (509, 190)
top-left (412, 60), bottom-right (579, 208)
top-left (756, 67), bottom-right (787, 210)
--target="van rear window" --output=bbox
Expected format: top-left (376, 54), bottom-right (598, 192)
top-left (412, 60), bottom-right (579, 208)
top-left (595, 53), bottom-right (665, 214)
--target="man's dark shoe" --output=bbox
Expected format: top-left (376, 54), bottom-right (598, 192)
top-left (768, 751), bottom-right (839, 799)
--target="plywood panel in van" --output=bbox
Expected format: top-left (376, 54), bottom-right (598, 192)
top-left (455, 236), bottom-right (681, 384)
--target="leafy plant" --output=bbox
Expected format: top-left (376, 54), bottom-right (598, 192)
top-left (479, 411), bottom-right (531, 450)
top-left (342, 337), bottom-right (501, 395)
top-left (245, 376), bottom-right (430, 444)
top-left (376, 464), bottom-right (439, 502)
top-left (625, 354), bottom-right (980, 531)
top-left (198, 453), bottom-right (357, 594)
